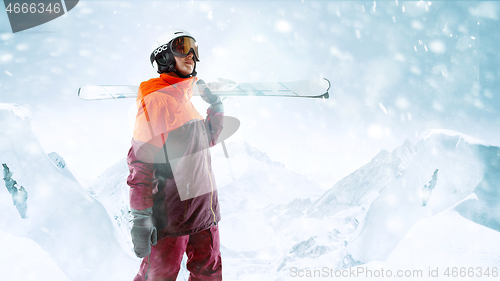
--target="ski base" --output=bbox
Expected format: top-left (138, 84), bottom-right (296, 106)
top-left (78, 78), bottom-right (330, 101)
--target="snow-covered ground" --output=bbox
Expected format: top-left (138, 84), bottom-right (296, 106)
top-left (0, 104), bottom-right (138, 281)
top-left (278, 208), bottom-right (500, 281)
top-left (0, 230), bottom-right (70, 281)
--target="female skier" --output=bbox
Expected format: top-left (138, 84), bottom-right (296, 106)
top-left (127, 29), bottom-right (223, 281)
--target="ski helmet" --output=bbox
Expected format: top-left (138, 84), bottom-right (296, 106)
top-left (150, 29), bottom-right (200, 77)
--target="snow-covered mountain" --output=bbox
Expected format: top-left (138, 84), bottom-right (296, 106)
top-left (0, 104), bottom-right (138, 281)
top-left (347, 130), bottom-right (490, 262)
top-left (307, 138), bottom-right (418, 218)
top-left (89, 128), bottom-right (500, 280)
top-left (89, 140), bottom-right (325, 256)
top-left (88, 158), bottom-right (133, 254)
top-left (273, 130), bottom-right (500, 280)
top-left (89, 139), bottom-right (325, 279)
top-left (21, 101), bottom-right (498, 281)
top-left (353, 209), bottom-right (500, 281)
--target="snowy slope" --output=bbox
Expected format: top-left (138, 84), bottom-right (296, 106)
top-left (90, 129), bottom-right (500, 281)
top-left (271, 130), bottom-right (499, 281)
top-left (454, 144), bottom-right (500, 232)
top-left (0, 104), bottom-right (138, 281)
top-left (203, 141), bottom-right (324, 256)
top-left (383, 208), bottom-right (500, 271)
top-left (345, 208), bottom-right (500, 281)
top-left (46, 151), bottom-right (80, 183)
top-left (307, 139), bottom-right (418, 217)
top-left (0, 230), bottom-right (70, 281)
top-left (88, 158), bottom-right (134, 256)
top-left (269, 139), bottom-right (421, 277)
top-left (347, 131), bottom-right (486, 262)
top-left (276, 208), bottom-right (500, 281)
top-left (213, 141), bottom-right (324, 211)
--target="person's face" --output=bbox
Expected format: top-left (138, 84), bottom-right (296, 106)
top-left (174, 52), bottom-right (195, 76)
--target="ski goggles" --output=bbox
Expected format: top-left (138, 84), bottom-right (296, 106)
top-left (171, 36), bottom-right (200, 61)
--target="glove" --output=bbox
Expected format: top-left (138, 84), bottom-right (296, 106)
top-left (197, 79), bottom-right (220, 104)
top-left (197, 79), bottom-right (223, 113)
top-left (130, 207), bottom-right (157, 258)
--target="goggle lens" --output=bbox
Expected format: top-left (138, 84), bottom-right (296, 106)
top-left (171, 37), bottom-right (199, 60)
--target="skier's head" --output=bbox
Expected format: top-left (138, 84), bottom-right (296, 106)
top-left (150, 29), bottom-right (199, 78)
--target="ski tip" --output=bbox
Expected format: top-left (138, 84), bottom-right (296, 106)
top-left (77, 87), bottom-right (94, 101)
top-left (319, 78), bottom-right (330, 99)
top-left (323, 78), bottom-right (331, 92)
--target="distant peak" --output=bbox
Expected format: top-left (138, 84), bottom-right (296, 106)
top-left (418, 129), bottom-right (489, 146)
top-left (224, 140), bottom-right (285, 167)
top-left (0, 103), bottom-right (32, 121)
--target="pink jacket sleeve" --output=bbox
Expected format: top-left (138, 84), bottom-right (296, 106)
top-left (127, 138), bottom-right (162, 210)
top-left (205, 107), bottom-right (224, 147)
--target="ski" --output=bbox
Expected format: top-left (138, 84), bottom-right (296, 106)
top-left (78, 78), bottom-right (330, 101)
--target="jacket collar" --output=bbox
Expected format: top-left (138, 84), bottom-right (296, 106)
top-left (139, 74), bottom-right (197, 100)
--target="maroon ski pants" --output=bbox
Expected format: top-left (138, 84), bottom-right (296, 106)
top-left (133, 225), bottom-right (222, 281)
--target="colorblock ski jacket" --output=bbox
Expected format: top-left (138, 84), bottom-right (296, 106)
top-left (127, 73), bottom-right (223, 238)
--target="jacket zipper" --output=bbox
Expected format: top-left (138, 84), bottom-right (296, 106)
top-left (200, 116), bottom-right (217, 225)
top-left (204, 141), bottom-right (217, 224)
top-left (184, 83), bottom-right (217, 225)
